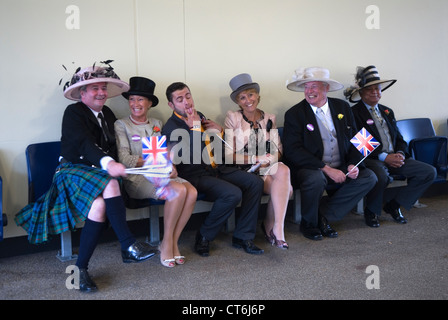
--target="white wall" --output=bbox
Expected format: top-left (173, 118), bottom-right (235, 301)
top-left (1, 0), bottom-right (447, 238)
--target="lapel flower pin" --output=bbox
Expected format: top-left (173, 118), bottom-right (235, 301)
top-left (152, 125), bottom-right (161, 134)
top-left (338, 113), bottom-right (344, 120)
top-left (384, 109), bottom-right (390, 116)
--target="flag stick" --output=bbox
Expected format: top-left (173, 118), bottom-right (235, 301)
top-left (346, 154), bottom-right (369, 176)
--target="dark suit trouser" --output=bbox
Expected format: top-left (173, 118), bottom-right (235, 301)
top-left (193, 170), bottom-right (264, 241)
top-left (294, 168), bottom-right (377, 226)
top-left (364, 158), bottom-right (437, 213)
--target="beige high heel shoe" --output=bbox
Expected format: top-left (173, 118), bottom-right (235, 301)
top-left (174, 255), bottom-right (185, 265)
top-left (158, 245), bottom-right (175, 268)
top-left (160, 257), bottom-right (175, 268)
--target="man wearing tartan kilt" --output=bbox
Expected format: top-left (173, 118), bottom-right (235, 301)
top-left (15, 63), bottom-right (156, 292)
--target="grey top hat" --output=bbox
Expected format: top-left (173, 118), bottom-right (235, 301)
top-left (229, 73), bottom-right (260, 103)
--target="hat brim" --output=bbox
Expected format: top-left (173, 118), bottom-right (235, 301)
top-left (63, 78), bottom-right (130, 101)
top-left (122, 91), bottom-right (159, 107)
top-left (230, 83), bottom-right (260, 103)
top-left (287, 79), bottom-right (344, 92)
top-left (348, 79), bottom-right (396, 103)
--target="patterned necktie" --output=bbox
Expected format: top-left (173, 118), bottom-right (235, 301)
top-left (370, 106), bottom-right (384, 125)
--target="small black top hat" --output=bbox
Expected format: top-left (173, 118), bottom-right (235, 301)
top-left (122, 76), bottom-right (159, 107)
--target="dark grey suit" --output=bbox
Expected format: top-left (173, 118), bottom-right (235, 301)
top-left (351, 101), bottom-right (436, 213)
top-left (283, 98), bottom-right (377, 226)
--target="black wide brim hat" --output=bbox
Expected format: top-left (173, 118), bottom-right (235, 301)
top-left (122, 76), bottom-right (159, 107)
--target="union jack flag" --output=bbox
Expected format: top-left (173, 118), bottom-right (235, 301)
top-left (142, 135), bottom-right (168, 165)
top-left (350, 127), bottom-right (381, 157)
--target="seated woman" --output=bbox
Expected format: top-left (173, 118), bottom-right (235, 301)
top-left (225, 73), bottom-right (292, 249)
top-left (115, 76), bottom-right (197, 267)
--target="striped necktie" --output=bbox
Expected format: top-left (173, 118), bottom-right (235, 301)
top-left (98, 113), bottom-right (113, 142)
top-left (204, 126), bottom-right (218, 168)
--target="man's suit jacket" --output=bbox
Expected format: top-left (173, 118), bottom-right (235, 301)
top-left (60, 101), bottom-right (118, 167)
top-left (161, 111), bottom-right (238, 183)
top-left (351, 101), bottom-right (409, 160)
top-left (283, 97), bottom-right (363, 172)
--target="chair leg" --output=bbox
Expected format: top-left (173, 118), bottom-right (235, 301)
top-left (56, 230), bottom-right (77, 261)
top-left (148, 206), bottom-right (161, 246)
top-left (413, 199), bottom-right (427, 208)
top-left (292, 189), bottom-right (302, 224)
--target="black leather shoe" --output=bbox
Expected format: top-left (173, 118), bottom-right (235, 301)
top-left (122, 241), bottom-right (157, 263)
top-left (79, 268), bottom-right (97, 293)
top-left (383, 202), bottom-right (408, 224)
top-left (364, 210), bottom-right (380, 228)
top-left (232, 237), bottom-right (264, 254)
top-left (195, 231), bottom-right (210, 257)
top-left (300, 221), bottom-right (323, 241)
top-left (318, 215), bottom-right (338, 238)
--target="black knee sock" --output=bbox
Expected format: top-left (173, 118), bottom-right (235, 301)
top-left (76, 218), bottom-right (105, 270)
top-left (104, 196), bottom-right (135, 250)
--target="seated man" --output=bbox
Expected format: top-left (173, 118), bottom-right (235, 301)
top-left (16, 63), bottom-right (156, 292)
top-left (283, 67), bottom-right (377, 240)
top-left (345, 65), bottom-right (436, 227)
top-left (162, 82), bottom-right (264, 256)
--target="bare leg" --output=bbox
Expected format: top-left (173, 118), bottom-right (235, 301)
top-left (172, 182), bottom-right (197, 258)
top-left (159, 181), bottom-right (196, 263)
top-left (87, 177), bottom-right (121, 222)
top-left (263, 163), bottom-right (292, 242)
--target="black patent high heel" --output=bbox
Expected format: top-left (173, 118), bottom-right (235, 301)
top-left (269, 229), bottom-right (289, 250)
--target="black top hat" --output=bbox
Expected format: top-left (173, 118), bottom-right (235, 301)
top-left (122, 76), bottom-right (159, 107)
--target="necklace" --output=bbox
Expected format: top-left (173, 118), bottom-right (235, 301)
top-left (129, 115), bottom-right (149, 125)
top-left (241, 109), bottom-right (264, 129)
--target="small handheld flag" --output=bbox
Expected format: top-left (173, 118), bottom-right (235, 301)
top-left (346, 127), bottom-right (381, 176)
top-left (142, 135), bottom-right (168, 165)
top-left (350, 127), bottom-right (380, 157)
top-left (125, 135), bottom-right (171, 177)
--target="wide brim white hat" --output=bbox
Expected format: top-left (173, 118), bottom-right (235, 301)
top-left (63, 65), bottom-right (130, 101)
top-left (286, 67), bottom-right (344, 92)
top-left (344, 65), bottom-right (397, 103)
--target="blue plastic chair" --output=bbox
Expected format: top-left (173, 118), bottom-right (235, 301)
top-left (26, 142), bottom-right (61, 203)
top-left (25, 141), bottom-right (77, 261)
top-left (410, 137), bottom-right (447, 182)
top-left (396, 118), bottom-right (447, 182)
top-left (0, 176), bottom-right (6, 241)
top-left (396, 118), bottom-right (436, 143)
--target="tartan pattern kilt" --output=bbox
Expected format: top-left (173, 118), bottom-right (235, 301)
top-left (15, 162), bottom-right (113, 244)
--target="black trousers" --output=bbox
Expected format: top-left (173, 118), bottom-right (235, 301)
top-left (192, 168), bottom-right (264, 241)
